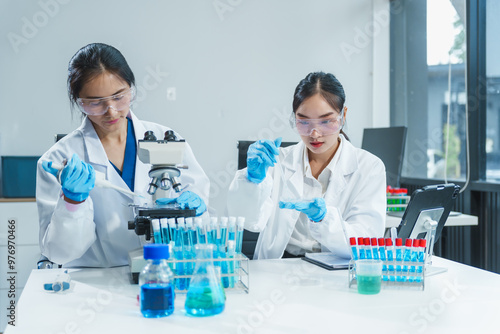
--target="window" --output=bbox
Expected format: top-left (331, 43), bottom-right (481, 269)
top-left (485, 0), bottom-right (500, 180)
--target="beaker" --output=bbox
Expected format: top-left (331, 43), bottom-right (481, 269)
top-left (185, 244), bottom-right (226, 317)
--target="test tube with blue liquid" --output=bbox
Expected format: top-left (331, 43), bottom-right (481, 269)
top-left (195, 217), bottom-right (206, 244)
top-left (395, 238), bottom-right (403, 282)
top-left (358, 237), bottom-right (366, 259)
top-left (160, 218), bottom-right (169, 244)
top-left (370, 238), bottom-right (379, 260)
top-left (349, 237), bottom-right (358, 260)
top-left (235, 217), bottom-right (245, 254)
top-left (174, 218), bottom-right (186, 290)
top-left (385, 238), bottom-right (395, 282)
top-left (378, 238), bottom-right (388, 281)
top-left (364, 238), bottom-right (372, 259)
top-left (151, 219), bottom-right (162, 244)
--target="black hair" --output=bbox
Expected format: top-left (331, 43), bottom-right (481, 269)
top-left (67, 43), bottom-right (135, 109)
top-left (293, 71), bottom-right (349, 139)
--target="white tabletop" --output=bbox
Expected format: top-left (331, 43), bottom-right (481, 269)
top-left (4, 257), bottom-right (499, 334)
top-left (385, 212), bottom-right (478, 228)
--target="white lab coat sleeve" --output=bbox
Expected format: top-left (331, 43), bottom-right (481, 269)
top-left (308, 161), bottom-right (386, 258)
top-left (180, 142), bottom-right (210, 205)
top-left (226, 168), bottom-right (275, 232)
top-left (37, 160), bottom-right (97, 265)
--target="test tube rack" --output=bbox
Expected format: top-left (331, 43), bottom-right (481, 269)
top-left (167, 253), bottom-right (250, 294)
top-left (348, 258), bottom-right (426, 291)
top-left (386, 194), bottom-right (411, 212)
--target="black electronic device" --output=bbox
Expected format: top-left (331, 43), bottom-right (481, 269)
top-left (361, 126), bottom-right (407, 188)
top-left (396, 184), bottom-right (460, 243)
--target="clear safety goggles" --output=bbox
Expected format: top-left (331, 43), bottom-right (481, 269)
top-left (76, 87), bottom-right (135, 116)
top-left (291, 110), bottom-right (345, 136)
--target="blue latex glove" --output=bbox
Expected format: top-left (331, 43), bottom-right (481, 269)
top-left (43, 154), bottom-right (95, 202)
top-left (247, 137), bottom-right (282, 184)
top-left (156, 191), bottom-right (207, 216)
top-left (279, 198), bottom-right (327, 222)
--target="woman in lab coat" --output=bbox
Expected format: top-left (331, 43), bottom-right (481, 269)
top-left (36, 43), bottom-right (210, 267)
top-left (227, 72), bottom-right (386, 259)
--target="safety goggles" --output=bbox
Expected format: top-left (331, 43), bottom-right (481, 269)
top-left (292, 111), bottom-right (344, 136)
top-left (76, 87), bottom-right (135, 116)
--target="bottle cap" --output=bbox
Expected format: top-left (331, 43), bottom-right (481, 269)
top-left (371, 238), bottom-right (377, 246)
top-left (143, 244), bottom-right (169, 260)
top-left (364, 237), bottom-right (370, 245)
top-left (420, 239), bottom-right (427, 247)
top-left (378, 238), bottom-right (385, 246)
top-left (385, 238), bottom-right (393, 246)
top-left (358, 237), bottom-right (364, 245)
top-left (349, 237), bottom-right (356, 245)
top-left (396, 238), bottom-right (403, 246)
top-left (413, 239), bottom-right (420, 247)
top-left (405, 239), bottom-right (412, 247)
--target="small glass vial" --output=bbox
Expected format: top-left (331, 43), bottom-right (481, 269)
top-left (139, 244), bottom-right (175, 318)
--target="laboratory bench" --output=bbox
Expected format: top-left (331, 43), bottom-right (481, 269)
top-left (3, 256), bottom-right (499, 334)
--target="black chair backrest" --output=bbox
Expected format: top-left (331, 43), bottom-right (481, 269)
top-left (237, 140), bottom-right (297, 259)
top-left (361, 127), bottom-right (407, 188)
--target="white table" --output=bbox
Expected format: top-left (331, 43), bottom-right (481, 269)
top-left (385, 212), bottom-right (478, 228)
top-left (4, 257), bottom-right (499, 334)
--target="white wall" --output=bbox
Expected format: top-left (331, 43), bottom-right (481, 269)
top-left (0, 0), bottom-right (389, 214)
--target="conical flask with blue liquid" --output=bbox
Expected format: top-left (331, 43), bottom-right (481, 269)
top-left (185, 243), bottom-right (226, 316)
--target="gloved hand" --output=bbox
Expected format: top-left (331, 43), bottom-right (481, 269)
top-left (156, 191), bottom-right (207, 216)
top-left (43, 154), bottom-right (95, 202)
top-left (247, 137), bottom-right (282, 184)
top-left (279, 198), bottom-right (327, 222)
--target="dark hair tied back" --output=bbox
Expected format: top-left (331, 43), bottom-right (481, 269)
top-left (67, 43), bottom-right (135, 109)
top-left (292, 72), bottom-right (348, 139)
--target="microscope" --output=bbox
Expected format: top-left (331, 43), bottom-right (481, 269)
top-left (128, 130), bottom-right (196, 282)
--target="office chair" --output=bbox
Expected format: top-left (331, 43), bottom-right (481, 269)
top-left (237, 140), bottom-right (297, 259)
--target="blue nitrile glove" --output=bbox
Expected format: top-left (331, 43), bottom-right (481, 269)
top-left (156, 191), bottom-right (207, 216)
top-left (42, 161), bottom-right (60, 178)
top-left (246, 137), bottom-right (282, 184)
top-left (279, 198), bottom-right (327, 222)
top-left (59, 154), bottom-right (95, 202)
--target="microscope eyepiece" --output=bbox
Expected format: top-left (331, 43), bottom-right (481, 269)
top-left (164, 130), bottom-right (177, 142)
top-left (144, 131), bottom-right (157, 141)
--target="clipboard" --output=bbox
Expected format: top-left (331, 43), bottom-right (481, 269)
top-left (301, 252), bottom-right (350, 270)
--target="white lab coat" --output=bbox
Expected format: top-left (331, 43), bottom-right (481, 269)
top-left (227, 135), bottom-right (386, 259)
top-left (36, 111), bottom-right (210, 267)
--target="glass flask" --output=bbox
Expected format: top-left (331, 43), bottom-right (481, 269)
top-left (139, 244), bottom-right (175, 318)
top-left (185, 244), bottom-right (226, 316)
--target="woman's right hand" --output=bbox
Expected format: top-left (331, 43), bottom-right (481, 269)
top-left (246, 137), bottom-right (282, 184)
top-left (59, 154), bottom-right (95, 203)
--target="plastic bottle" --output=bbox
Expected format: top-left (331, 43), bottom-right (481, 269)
top-left (185, 244), bottom-right (226, 317)
top-left (139, 244), bottom-right (175, 318)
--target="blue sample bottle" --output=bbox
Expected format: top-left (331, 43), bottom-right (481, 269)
top-left (139, 244), bottom-right (175, 318)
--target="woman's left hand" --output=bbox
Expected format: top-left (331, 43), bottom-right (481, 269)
top-left (156, 191), bottom-right (207, 216)
top-left (279, 198), bottom-right (326, 222)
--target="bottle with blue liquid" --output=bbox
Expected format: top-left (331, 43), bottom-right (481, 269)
top-left (185, 244), bottom-right (226, 317)
top-left (139, 244), bottom-right (175, 318)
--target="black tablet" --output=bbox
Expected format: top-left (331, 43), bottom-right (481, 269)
top-left (396, 184), bottom-right (460, 243)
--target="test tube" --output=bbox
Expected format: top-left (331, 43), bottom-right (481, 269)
top-left (417, 239), bottom-right (426, 276)
top-left (370, 238), bottom-right (379, 260)
top-left (227, 240), bottom-right (236, 288)
top-left (195, 217), bottom-right (206, 244)
top-left (219, 217), bottom-right (228, 248)
top-left (184, 219), bottom-right (195, 289)
top-left (349, 237), bottom-right (358, 260)
top-left (409, 239), bottom-right (419, 280)
top-left (385, 238), bottom-right (395, 281)
top-left (174, 218), bottom-right (186, 290)
top-left (160, 218), bottom-right (169, 244)
top-left (236, 217), bottom-right (245, 254)
top-left (168, 218), bottom-right (177, 244)
top-left (186, 217), bottom-right (197, 245)
top-left (151, 219), bottom-right (162, 244)
top-left (364, 237), bottom-right (372, 259)
top-left (358, 237), bottom-right (366, 259)
top-left (378, 238), bottom-right (388, 281)
top-left (208, 217), bottom-right (218, 245)
top-left (228, 217), bottom-right (236, 243)
top-left (395, 238), bottom-right (403, 281)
